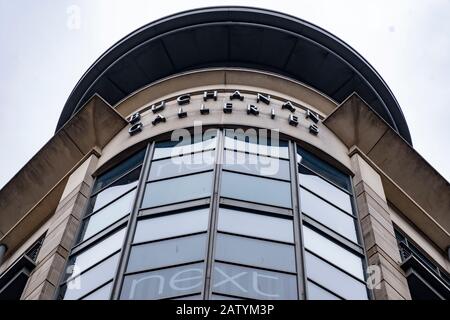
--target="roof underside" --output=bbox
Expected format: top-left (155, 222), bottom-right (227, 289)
top-left (58, 6), bottom-right (412, 144)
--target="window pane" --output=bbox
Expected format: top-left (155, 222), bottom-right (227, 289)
top-left (153, 134), bottom-right (217, 160)
top-left (62, 253), bottom-right (119, 300)
top-left (224, 130), bottom-right (289, 159)
top-left (212, 263), bottom-right (297, 300)
top-left (89, 166), bottom-right (140, 213)
top-left (93, 149), bottom-right (145, 194)
top-left (303, 226), bottom-right (364, 280)
top-left (121, 263), bottom-right (204, 300)
top-left (223, 150), bottom-right (290, 180)
top-left (297, 146), bottom-right (351, 191)
top-left (307, 281), bottom-right (341, 300)
top-left (149, 150), bottom-right (215, 181)
top-left (218, 208), bottom-right (294, 243)
top-left (133, 208), bottom-right (209, 244)
top-left (305, 251), bottom-right (368, 300)
top-left (215, 233), bottom-right (296, 273)
top-left (172, 294), bottom-right (202, 300)
top-left (142, 172), bottom-right (213, 208)
top-left (300, 188), bottom-right (357, 242)
top-left (67, 228), bottom-right (126, 278)
top-left (127, 234), bottom-right (207, 273)
top-left (210, 294), bottom-right (243, 300)
top-left (82, 282), bottom-right (113, 300)
top-left (221, 172), bottom-right (291, 208)
top-left (299, 165), bottom-right (352, 214)
top-left (80, 190), bottom-right (135, 241)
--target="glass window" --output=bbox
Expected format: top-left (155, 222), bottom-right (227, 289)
top-left (67, 228), bottom-right (126, 279)
top-left (210, 294), bottom-right (242, 300)
top-left (80, 190), bottom-right (136, 242)
top-left (221, 171), bottom-right (291, 208)
top-left (303, 226), bottom-right (364, 280)
top-left (300, 188), bottom-right (358, 242)
top-left (299, 165), bottom-right (352, 214)
top-left (215, 233), bottom-right (296, 273)
top-left (153, 134), bottom-right (217, 160)
top-left (121, 263), bottom-right (204, 300)
top-left (149, 150), bottom-right (215, 181)
top-left (307, 281), bottom-right (341, 300)
top-left (62, 253), bottom-right (119, 300)
top-left (172, 294), bottom-right (203, 300)
top-left (127, 234), bottom-right (207, 273)
top-left (133, 208), bottom-right (209, 244)
top-left (142, 171), bottom-right (213, 208)
top-left (212, 262), bottom-right (297, 300)
top-left (218, 208), bottom-right (294, 243)
top-left (305, 251), bottom-right (368, 300)
top-left (297, 146), bottom-right (351, 191)
top-left (93, 149), bottom-right (146, 194)
top-left (223, 150), bottom-right (290, 180)
top-left (82, 282), bottom-right (113, 300)
top-left (224, 130), bottom-right (289, 159)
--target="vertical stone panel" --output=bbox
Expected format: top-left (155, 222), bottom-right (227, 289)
top-left (21, 155), bottom-right (98, 300)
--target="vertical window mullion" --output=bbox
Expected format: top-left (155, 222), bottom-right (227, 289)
top-left (290, 142), bottom-right (307, 300)
top-left (110, 142), bottom-right (155, 300)
top-left (203, 129), bottom-right (224, 299)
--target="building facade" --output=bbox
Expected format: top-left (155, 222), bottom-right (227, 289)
top-left (0, 7), bottom-right (448, 300)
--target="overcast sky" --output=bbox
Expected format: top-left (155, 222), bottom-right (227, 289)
top-left (1, 0), bottom-right (449, 189)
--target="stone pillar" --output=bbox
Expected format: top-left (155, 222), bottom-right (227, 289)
top-left (351, 152), bottom-right (411, 300)
top-left (21, 154), bottom-right (98, 300)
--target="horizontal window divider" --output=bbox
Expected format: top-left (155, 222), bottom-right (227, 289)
top-left (124, 260), bottom-right (205, 277)
top-left (214, 260), bottom-right (297, 276)
top-left (91, 164), bottom-right (143, 198)
top-left (302, 216), bottom-right (364, 255)
top-left (62, 250), bottom-right (120, 286)
top-left (77, 280), bottom-right (113, 301)
top-left (71, 218), bottom-right (129, 255)
top-left (306, 278), bottom-right (345, 300)
top-left (146, 168), bottom-right (214, 183)
top-left (299, 185), bottom-right (355, 218)
top-left (305, 248), bottom-right (367, 285)
top-left (210, 292), bottom-right (254, 300)
top-left (219, 196), bottom-right (292, 211)
top-left (165, 292), bottom-right (203, 300)
top-left (222, 168), bottom-right (291, 183)
top-left (82, 187), bottom-right (136, 221)
top-left (152, 147), bottom-right (216, 162)
top-left (219, 198), bottom-right (293, 217)
top-left (216, 231), bottom-right (295, 246)
top-left (223, 147), bottom-right (289, 160)
top-left (140, 197), bottom-right (212, 213)
top-left (132, 231), bottom-right (208, 247)
top-left (298, 163), bottom-right (352, 195)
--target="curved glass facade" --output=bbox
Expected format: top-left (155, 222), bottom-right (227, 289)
top-left (58, 128), bottom-right (369, 300)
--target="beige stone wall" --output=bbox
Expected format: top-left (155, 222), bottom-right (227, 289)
top-left (20, 155), bottom-right (98, 300)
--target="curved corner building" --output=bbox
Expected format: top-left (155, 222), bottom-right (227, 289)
top-left (0, 7), bottom-right (449, 300)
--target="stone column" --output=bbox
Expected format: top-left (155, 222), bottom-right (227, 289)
top-left (21, 154), bottom-right (98, 300)
top-left (351, 152), bottom-right (411, 300)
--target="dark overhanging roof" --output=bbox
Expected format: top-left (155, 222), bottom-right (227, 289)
top-left (57, 6), bottom-right (412, 144)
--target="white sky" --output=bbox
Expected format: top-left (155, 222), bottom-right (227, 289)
top-left (1, 0), bottom-right (449, 189)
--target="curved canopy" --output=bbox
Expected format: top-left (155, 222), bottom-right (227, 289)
top-left (58, 6), bottom-right (412, 144)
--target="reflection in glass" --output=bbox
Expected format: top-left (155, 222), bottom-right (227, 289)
top-left (212, 263), bottom-right (297, 300)
top-left (307, 281), bottom-right (340, 300)
top-left (127, 234), bottom-right (207, 273)
top-left (149, 150), bottom-right (215, 181)
top-left (299, 165), bottom-right (352, 214)
top-left (224, 131), bottom-right (289, 159)
top-left (142, 171), bottom-right (213, 208)
top-left (121, 263), bottom-right (204, 300)
top-left (134, 208), bottom-right (209, 244)
top-left (215, 233), bottom-right (296, 273)
top-left (80, 190), bottom-right (135, 241)
top-left (221, 172), bottom-right (291, 208)
top-left (300, 188), bottom-right (357, 242)
top-left (303, 226), bottom-right (364, 280)
top-left (218, 208), bottom-right (294, 243)
top-left (82, 282), bottom-right (113, 300)
top-left (223, 150), bottom-right (290, 180)
top-left (153, 134), bottom-right (217, 160)
top-left (305, 251), bottom-right (368, 299)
